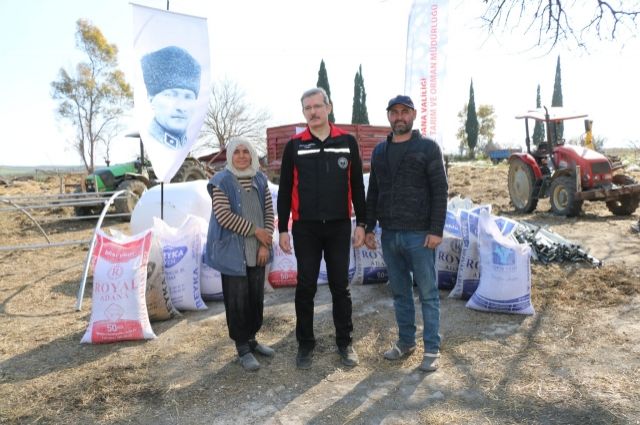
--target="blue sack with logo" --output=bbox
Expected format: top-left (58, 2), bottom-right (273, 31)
top-left (153, 215), bottom-right (208, 311)
top-left (466, 210), bottom-right (534, 315)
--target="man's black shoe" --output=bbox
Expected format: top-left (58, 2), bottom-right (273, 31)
top-left (338, 345), bottom-right (359, 367)
top-left (296, 347), bottom-right (313, 370)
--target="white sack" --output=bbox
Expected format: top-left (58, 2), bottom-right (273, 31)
top-left (81, 229), bottom-right (156, 343)
top-left (352, 224), bottom-right (387, 285)
top-left (200, 242), bottom-right (223, 301)
top-left (153, 215), bottom-right (207, 311)
top-left (146, 235), bottom-right (182, 320)
top-left (437, 209), bottom-right (463, 290)
top-left (449, 206), bottom-right (491, 300)
top-left (131, 180), bottom-right (211, 234)
top-left (107, 229), bottom-right (180, 321)
top-left (466, 210), bottom-right (534, 315)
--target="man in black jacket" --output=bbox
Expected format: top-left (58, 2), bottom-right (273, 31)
top-left (365, 95), bottom-right (448, 372)
top-left (278, 87), bottom-right (366, 369)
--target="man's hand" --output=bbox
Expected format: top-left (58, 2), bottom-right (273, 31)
top-left (257, 245), bottom-right (269, 266)
top-left (424, 234), bottom-right (442, 250)
top-left (353, 226), bottom-right (365, 248)
top-left (279, 232), bottom-right (292, 254)
top-left (364, 232), bottom-right (377, 250)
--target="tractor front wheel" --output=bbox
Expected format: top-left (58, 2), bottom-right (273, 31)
top-left (550, 175), bottom-right (583, 217)
top-left (508, 159), bottom-right (538, 213)
top-left (114, 179), bottom-right (147, 216)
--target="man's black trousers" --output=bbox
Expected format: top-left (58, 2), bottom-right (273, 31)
top-left (292, 219), bottom-right (353, 350)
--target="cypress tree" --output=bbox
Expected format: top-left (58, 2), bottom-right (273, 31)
top-left (316, 59), bottom-right (335, 123)
top-left (465, 79), bottom-right (479, 159)
top-left (551, 56), bottom-right (564, 140)
top-left (351, 65), bottom-right (369, 124)
top-left (532, 84), bottom-right (545, 145)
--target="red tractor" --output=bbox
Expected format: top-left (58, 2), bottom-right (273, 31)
top-left (507, 107), bottom-right (640, 217)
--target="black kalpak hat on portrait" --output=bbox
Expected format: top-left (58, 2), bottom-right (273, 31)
top-left (141, 46), bottom-right (201, 97)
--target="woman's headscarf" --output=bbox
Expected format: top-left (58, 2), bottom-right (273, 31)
top-left (225, 137), bottom-right (260, 178)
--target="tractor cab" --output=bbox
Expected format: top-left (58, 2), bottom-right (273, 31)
top-left (507, 106), bottom-right (640, 217)
top-left (516, 107), bottom-right (589, 173)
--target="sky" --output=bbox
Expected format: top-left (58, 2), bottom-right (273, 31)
top-left (0, 0), bottom-right (638, 166)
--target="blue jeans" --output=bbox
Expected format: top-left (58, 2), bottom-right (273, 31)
top-left (381, 229), bottom-right (441, 353)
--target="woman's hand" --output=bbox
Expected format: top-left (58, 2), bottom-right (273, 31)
top-left (254, 227), bottom-right (273, 246)
top-left (257, 245), bottom-right (269, 266)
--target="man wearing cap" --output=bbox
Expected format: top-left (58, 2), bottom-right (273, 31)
top-left (141, 46), bottom-right (201, 149)
top-left (364, 95), bottom-right (448, 372)
top-left (277, 87), bottom-right (366, 370)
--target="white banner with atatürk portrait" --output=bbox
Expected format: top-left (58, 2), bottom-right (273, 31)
top-left (404, 0), bottom-right (448, 146)
top-left (131, 4), bottom-right (210, 183)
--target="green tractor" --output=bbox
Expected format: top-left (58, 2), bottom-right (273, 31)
top-left (74, 135), bottom-right (208, 216)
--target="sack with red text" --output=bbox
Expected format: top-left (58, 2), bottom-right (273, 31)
top-left (269, 217), bottom-right (298, 287)
top-left (81, 229), bottom-right (156, 343)
top-left (153, 215), bottom-right (208, 311)
top-left (108, 228), bottom-right (180, 321)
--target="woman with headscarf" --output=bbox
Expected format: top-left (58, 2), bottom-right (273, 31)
top-left (205, 137), bottom-right (275, 371)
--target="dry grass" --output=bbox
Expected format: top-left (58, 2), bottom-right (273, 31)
top-left (1, 164), bottom-right (639, 424)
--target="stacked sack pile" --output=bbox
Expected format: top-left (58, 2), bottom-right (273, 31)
top-left (268, 175), bottom-right (388, 287)
top-left (437, 196), bottom-right (535, 315)
top-left (80, 182), bottom-right (536, 345)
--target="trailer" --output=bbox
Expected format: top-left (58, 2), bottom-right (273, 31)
top-left (487, 147), bottom-right (522, 164)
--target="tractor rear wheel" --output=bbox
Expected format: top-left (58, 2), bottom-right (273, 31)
top-left (606, 175), bottom-right (640, 216)
top-left (508, 159), bottom-right (538, 213)
top-left (171, 160), bottom-right (207, 182)
top-left (550, 175), bottom-right (583, 217)
top-left (114, 179), bottom-right (147, 215)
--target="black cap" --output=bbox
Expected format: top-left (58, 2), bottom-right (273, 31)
top-left (386, 95), bottom-right (415, 110)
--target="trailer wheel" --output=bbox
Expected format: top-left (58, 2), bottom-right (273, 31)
top-left (606, 175), bottom-right (640, 215)
top-left (550, 175), bottom-right (583, 217)
top-left (114, 179), bottom-right (147, 216)
top-left (508, 159), bottom-right (538, 213)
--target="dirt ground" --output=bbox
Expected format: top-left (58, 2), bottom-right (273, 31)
top-left (1, 162), bottom-right (639, 425)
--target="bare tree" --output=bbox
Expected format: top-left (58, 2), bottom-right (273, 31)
top-left (481, 0), bottom-right (640, 50)
top-left (196, 79), bottom-right (270, 156)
